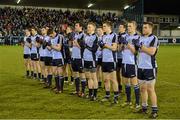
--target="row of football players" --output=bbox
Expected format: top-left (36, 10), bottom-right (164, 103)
top-left (22, 20), bottom-right (159, 118)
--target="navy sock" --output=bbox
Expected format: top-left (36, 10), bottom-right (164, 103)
top-left (71, 76), bottom-right (74, 82)
top-left (60, 76), bottom-right (64, 91)
top-left (55, 76), bottom-right (60, 90)
top-left (33, 73), bottom-right (37, 78)
top-left (64, 76), bottom-right (68, 81)
top-left (42, 75), bottom-right (44, 80)
top-left (114, 91), bottom-right (119, 100)
top-left (152, 106), bottom-right (158, 113)
top-left (134, 84), bottom-right (140, 105)
top-left (75, 77), bottom-right (80, 92)
top-left (118, 85), bottom-right (122, 92)
top-left (93, 89), bottom-right (98, 97)
top-left (31, 71), bottom-right (34, 77)
top-left (47, 74), bottom-right (52, 86)
top-left (98, 81), bottom-right (102, 88)
top-left (26, 70), bottom-right (29, 76)
top-left (38, 73), bottom-right (41, 79)
top-left (105, 91), bottom-right (110, 98)
top-left (89, 89), bottom-right (93, 97)
top-left (81, 79), bottom-right (86, 93)
top-left (125, 85), bottom-right (131, 102)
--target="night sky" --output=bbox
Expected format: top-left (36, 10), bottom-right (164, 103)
top-left (144, 0), bottom-right (180, 15)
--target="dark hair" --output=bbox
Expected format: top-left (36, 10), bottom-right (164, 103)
top-left (75, 21), bottom-right (84, 27)
top-left (47, 28), bottom-right (54, 35)
top-left (119, 21), bottom-right (127, 28)
top-left (97, 26), bottom-right (103, 29)
top-left (103, 21), bottom-right (113, 28)
top-left (143, 22), bottom-right (154, 29)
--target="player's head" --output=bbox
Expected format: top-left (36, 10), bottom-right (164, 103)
top-left (75, 22), bottom-right (83, 32)
top-left (24, 28), bottom-right (31, 37)
top-left (96, 26), bottom-right (103, 37)
top-left (66, 26), bottom-right (73, 34)
top-left (41, 27), bottom-right (48, 36)
top-left (119, 22), bottom-right (127, 33)
top-left (127, 21), bottom-right (137, 34)
top-left (47, 28), bottom-right (56, 38)
top-left (87, 22), bottom-right (96, 34)
top-left (103, 21), bottom-right (112, 33)
top-left (31, 26), bottom-right (38, 36)
top-left (143, 22), bottom-right (154, 36)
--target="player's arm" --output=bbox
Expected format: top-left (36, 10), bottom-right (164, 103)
top-left (104, 35), bottom-right (118, 51)
top-left (104, 43), bottom-right (117, 51)
top-left (141, 37), bottom-right (158, 56)
top-left (127, 43), bottom-right (136, 54)
top-left (51, 36), bottom-right (62, 51)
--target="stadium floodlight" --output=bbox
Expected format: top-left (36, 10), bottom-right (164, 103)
top-left (124, 5), bottom-right (130, 10)
top-left (88, 3), bottom-right (93, 8)
top-left (17, 0), bottom-right (21, 4)
top-left (178, 26), bottom-right (180, 29)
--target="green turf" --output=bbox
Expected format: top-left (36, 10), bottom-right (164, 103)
top-left (0, 46), bottom-right (180, 119)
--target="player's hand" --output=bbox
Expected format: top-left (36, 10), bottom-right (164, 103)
top-left (98, 40), bottom-right (105, 48)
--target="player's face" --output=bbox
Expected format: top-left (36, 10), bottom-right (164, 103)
top-left (75, 23), bottom-right (82, 32)
top-left (87, 24), bottom-right (95, 34)
top-left (128, 23), bottom-right (136, 34)
top-left (41, 28), bottom-right (47, 35)
top-left (96, 28), bottom-right (103, 36)
top-left (119, 25), bottom-right (126, 33)
top-left (25, 30), bottom-right (30, 36)
top-left (49, 33), bottom-right (55, 38)
top-left (143, 24), bottom-right (152, 35)
top-left (66, 27), bottom-right (72, 34)
top-left (31, 29), bottom-right (37, 36)
top-left (103, 24), bottom-right (110, 33)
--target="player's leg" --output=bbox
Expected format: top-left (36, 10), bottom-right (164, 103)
top-left (139, 80), bottom-right (148, 113)
top-left (147, 80), bottom-right (158, 118)
top-left (26, 58), bottom-right (31, 77)
top-left (63, 63), bottom-right (69, 83)
top-left (110, 71), bottom-right (119, 104)
top-left (85, 71), bottom-right (93, 98)
top-left (130, 76), bottom-right (140, 108)
top-left (91, 71), bottom-right (98, 100)
top-left (101, 72), bottom-right (111, 102)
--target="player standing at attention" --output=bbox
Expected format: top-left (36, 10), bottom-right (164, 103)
top-left (83, 22), bottom-right (99, 100)
top-left (120, 21), bottom-right (140, 109)
top-left (96, 26), bottom-right (104, 89)
top-left (135, 22), bottom-right (159, 118)
top-left (117, 22), bottom-right (127, 93)
top-left (100, 21), bottom-right (119, 104)
top-left (22, 28), bottom-right (31, 78)
top-left (71, 22), bottom-right (86, 96)
top-left (47, 28), bottom-right (64, 94)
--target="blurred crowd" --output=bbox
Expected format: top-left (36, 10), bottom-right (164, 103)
top-left (0, 7), bottom-right (121, 37)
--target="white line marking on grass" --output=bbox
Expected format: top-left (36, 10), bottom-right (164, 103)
top-left (160, 81), bottom-right (180, 87)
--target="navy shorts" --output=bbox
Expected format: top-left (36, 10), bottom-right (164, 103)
top-left (137, 68), bottom-right (157, 81)
top-left (97, 58), bottom-right (102, 66)
top-left (71, 59), bottom-right (84, 73)
top-left (102, 62), bottom-right (116, 73)
top-left (40, 57), bottom-right (45, 62)
top-left (31, 53), bottom-right (39, 61)
top-left (84, 61), bottom-right (96, 69)
top-left (122, 64), bottom-right (136, 78)
top-left (44, 57), bottom-right (52, 66)
top-left (52, 59), bottom-right (64, 67)
top-left (24, 54), bottom-right (30, 59)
